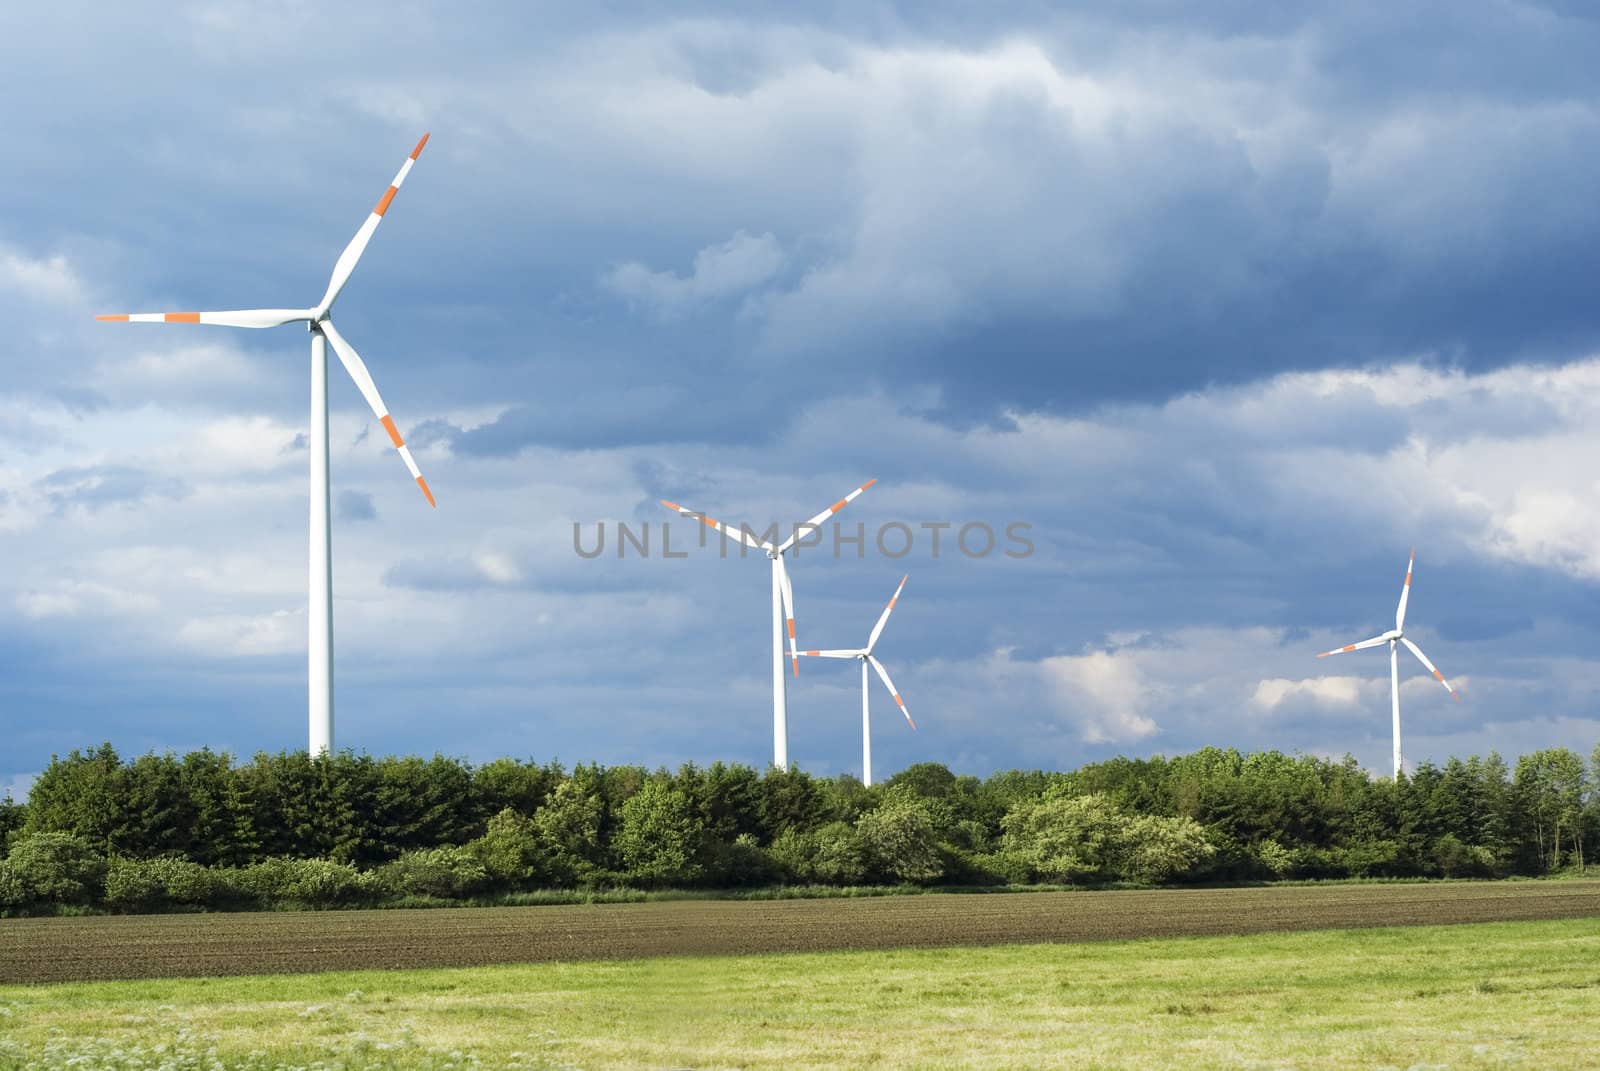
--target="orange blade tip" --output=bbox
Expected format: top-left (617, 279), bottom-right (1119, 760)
top-left (907, 717), bottom-right (918, 731)
top-left (660, 499), bottom-right (680, 511)
top-left (417, 476), bottom-right (436, 508)
top-left (95, 314), bottom-right (129, 322)
top-left (862, 478), bottom-right (877, 489)
top-left (412, 133), bottom-right (430, 159)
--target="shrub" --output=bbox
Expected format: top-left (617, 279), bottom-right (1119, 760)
top-left (469, 808), bottom-right (539, 888)
top-left (0, 860), bottom-right (29, 913)
top-left (1000, 792), bottom-right (1212, 885)
top-left (5, 832), bottom-right (106, 905)
top-left (614, 780), bottom-right (704, 887)
top-left (1117, 814), bottom-right (1214, 883)
top-left (378, 846), bottom-right (489, 899)
top-left (237, 857), bottom-right (375, 908)
top-left (768, 823), bottom-right (868, 886)
top-left (810, 822), bottom-right (869, 884)
top-left (1000, 792), bottom-right (1123, 883)
top-left (1253, 840), bottom-right (1295, 879)
top-left (856, 790), bottom-right (942, 884)
top-left (104, 858), bottom-right (167, 912)
top-left (707, 832), bottom-right (780, 887)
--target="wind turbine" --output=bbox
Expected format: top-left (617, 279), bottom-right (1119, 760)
top-left (1316, 548), bottom-right (1458, 779)
top-left (97, 134), bottom-right (437, 757)
top-left (799, 574), bottom-right (914, 787)
top-left (661, 480), bottom-right (875, 770)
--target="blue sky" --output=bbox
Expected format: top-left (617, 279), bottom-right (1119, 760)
top-left (4, 2), bottom-right (1600, 797)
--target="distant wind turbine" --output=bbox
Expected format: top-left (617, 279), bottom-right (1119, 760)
top-left (800, 574), bottom-right (914, 787)
top-left (97, 134), bottom-right (437, 756)
top-left (1316, 549), bottom-right (1459, 778)
top-left (661, 480), bottom-right (875, 770)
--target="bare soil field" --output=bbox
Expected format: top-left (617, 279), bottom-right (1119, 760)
top-left (3, 879), bottom-right (1596, 984)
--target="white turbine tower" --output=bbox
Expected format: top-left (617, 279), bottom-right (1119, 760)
top-left (799, 574), bottom-right (915, 787)
top-left (661, 480), bottom-right (875, 771)
top-left (97, 134), bottom-right (437, 757)
top-left (1316, 549), bottom-right (1459, 779)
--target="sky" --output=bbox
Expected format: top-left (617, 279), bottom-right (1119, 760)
top-left (4, 1), bottom-right (1600, 798)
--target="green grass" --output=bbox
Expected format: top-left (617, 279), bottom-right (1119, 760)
top-left (3, 918), bottom-right (1599, 1069)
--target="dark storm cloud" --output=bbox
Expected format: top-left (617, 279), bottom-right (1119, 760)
top-left (4, 2), bottom-right (1600, 790)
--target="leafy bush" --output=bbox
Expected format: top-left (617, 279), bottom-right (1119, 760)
top-left (1431, 834), bottom-right (1501, 879)
top-left (707, 832), bottom-right (780, 887)
top-left (1000, 792), bottom-right (1213, 884)
top-left (614, 780), bottom-right (704, 887)
top-left (378, 846), bottom-right (489, 899)
top-left (856, 790), bottom-right (943, 884)
top-left (1000, 792), bottom-right (1123, 883)
top-left (769, 822), bottom-right (868, 885)
top-left (105, 856), bottom-right (220, 912)
top-left (104, 858), bottom-right (167, 912)
top-left (5, 832), bottom-right (106, 905)
top-left (469, 808), bottom-right (539, 888)
top-left (1253, 840), bottom-right (1295, 879)
top-left (0, 860), bottom-right (28, 913)
top-left (1118, 814), bottom-right (1214, 882)
top-left (236, 857), bottom-right (376, 908)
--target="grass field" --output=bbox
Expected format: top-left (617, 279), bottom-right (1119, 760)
top-left (2, 917), bottom-right (1599, 1069)
top-left (3, 879), bottom-right (1598, 983)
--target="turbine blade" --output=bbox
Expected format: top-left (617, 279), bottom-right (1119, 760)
top-left (1396, 547), bottom-right (1415, 631)
top-left (316, 133), bottom-right (430, 314)
top-left (658, 499), bottom-right (773, 553)
top-left (776, 554), bottom-right (799, 676)
top-left (1400, 636), bottom-right (1459, 700)
top-left (319, 320), bottom-right (435, 508)
top-left (866, 574), bottom-right (908, 653)
top-left (867, 654), bottom-right (914, 730)
top-left (95, 309), bottom-right (311, 329)
top-left (1316, 635), bottom-right (1389, 658)
top-left (776, 478), bottom-right (876, 554)
top-left (800, 650), bottom-right (866, 658)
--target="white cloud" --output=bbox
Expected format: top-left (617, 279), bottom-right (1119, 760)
top-left (1253, 675), bottom-right (1366, 711)
top-left (15, 581), bottom-right (159, 620)
top-left (1040, 648), bottom-right (1160, 743)
top-left (178, 609), bottom-right (303, 657)
top-left (0, 246), bottom-right (83, 305)
top-left (604, 230), bottom-right (785, 316)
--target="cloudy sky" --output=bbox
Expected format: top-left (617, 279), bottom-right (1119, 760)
top-left (4, 1), bottom-right (1600, 797)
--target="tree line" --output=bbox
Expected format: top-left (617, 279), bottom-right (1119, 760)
top-left (1, 742), bottom-right (1596, 915)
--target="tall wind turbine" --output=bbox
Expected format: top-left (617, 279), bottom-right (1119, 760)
top-left (661, 480), bottom-right (875, 770)
top-left (97, 134), bottom-right (437, 757)
top-left (1316, 549), bottom-right (1458, 779)
top-left (800, 574), bottom-right (914, 787)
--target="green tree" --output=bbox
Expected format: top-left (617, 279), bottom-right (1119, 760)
top-left (0, 793), bottom-right (25, 853)
top-left (856, 788), bottom-right (942, 883)
top-left (23, 744), bottom-right (128, 850)
top-left (532, 773), bottom-right (605, 885)
top-left (614, 779), bottom-right (704, 887)
top-left (469, 807), bottom-right (541, 888)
